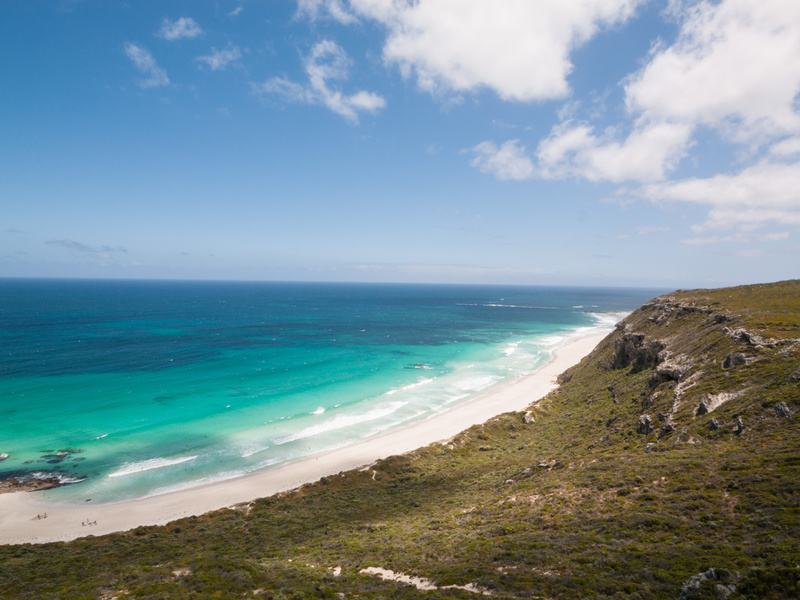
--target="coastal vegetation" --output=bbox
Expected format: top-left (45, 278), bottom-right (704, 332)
top-left (1, 280), bottom-right (799, 599)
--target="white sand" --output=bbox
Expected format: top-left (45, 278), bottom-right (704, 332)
top-left (0, 330), bottom-right (609, 545)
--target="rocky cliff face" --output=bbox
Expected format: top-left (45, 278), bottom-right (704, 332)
top-left (593, 290), bottom-right (800, 445)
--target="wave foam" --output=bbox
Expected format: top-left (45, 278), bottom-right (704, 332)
top-left (108, 455), bottom-right (198, 478)
top-left (274, 402), bottom-right (408, 445)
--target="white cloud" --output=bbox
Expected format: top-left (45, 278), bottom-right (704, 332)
top-left (124, 43), bottom-right (169, 88)
top-left (300, 0), bottom-right (643, 101)
top-left (518, 0), bottom-right (800, 187)
top-left (158, 17), bottom-right (203, 40)
top-left (535, 120), bottom-right (692, 183)
top-left (296, 0), bottom-right (357, 24)
top-left (254, 40), bottom-right (385, 123)
top-left (230, 6), bottom-right (244, 17)
top-left (470, 140), bottom-right (534, 181)
top-left (196, 45), bottom-right (242, 71)
top-left (634, 160), bottom-right (800, 233)
top-left (770, 137), bottom-right (800, 157)
top-left (625, 0), bottom-right (800, 144)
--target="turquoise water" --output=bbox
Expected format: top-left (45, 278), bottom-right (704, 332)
top-left (0, 280), bottom-right (660, 504)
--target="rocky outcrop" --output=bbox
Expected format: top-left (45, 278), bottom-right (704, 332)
top-left (680, 567), bottom-right (739, 600)
top-left (697, 391), bottom-right (745, 416)
top-left (642, 298), bottom-right (719, 325)
top-left (724, 327), bottom-right (779, 348)
top-left (775, 402), bottom-right (793, 419)
top-left (650, 352), bottom-right (694, 386)
top-left (637, 414), bottom-right (654, 435)
top-left (611, 330), bottom-right (665, 372)
top-left (722, 352), bottom-right (748, 368)
top-left (0, 475), bottom-right (61, 494)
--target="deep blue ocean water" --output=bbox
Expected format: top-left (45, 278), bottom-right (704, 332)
top-left (0, 279), bottom-right (663, 504)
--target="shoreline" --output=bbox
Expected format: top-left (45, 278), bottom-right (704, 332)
top-left (0, 328), bottom-right (612, 546)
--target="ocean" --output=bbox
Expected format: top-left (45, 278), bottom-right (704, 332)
top-left (0, 279), bottom-right (661, 504)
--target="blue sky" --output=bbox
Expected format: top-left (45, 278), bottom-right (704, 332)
top-left (2, 0), bottom-right (799, 288)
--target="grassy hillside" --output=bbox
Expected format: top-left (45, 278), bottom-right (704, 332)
top-left (2, 281), bottom-right (799, 599)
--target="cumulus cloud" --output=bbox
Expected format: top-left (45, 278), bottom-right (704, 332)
top-left (124, 43), bottom-right (169, 88)
top-left (196, 45), bottom-right (242, 71)
top-left (535, 120), bottom-right (692, 183)
top-left (158, 17), bottom-right (203, 40)
top-left (307, 0), bottom-right (643, 101)
top-left (633, 161), bottom-right (800, 234)
top-left (625, 0), bottom-right (800, 144)
top-left (463, 0), bottom-right (800, 245)
top-left (470, 140), bottom-right (534, 181)
top-left (254, 40), bottom-right (385, 123)
top-left (770, 137), bottom-right (800, 158)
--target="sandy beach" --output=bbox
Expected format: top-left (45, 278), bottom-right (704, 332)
top-left (0, 329), bottom-right (609, 545)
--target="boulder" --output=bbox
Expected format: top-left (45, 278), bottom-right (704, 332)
top-left (775, 402), bottom-right (793, 419)
top-left (722, 352), bottom-right (747, 369)
top-left (637, 414), bottom-right (654, 435)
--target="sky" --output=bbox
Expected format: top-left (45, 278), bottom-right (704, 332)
top-left (1, 0), bottom-right (799, 289)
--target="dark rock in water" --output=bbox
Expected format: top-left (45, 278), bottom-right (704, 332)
top-left (775, 401), bottom-right (793, 419)
top-left (0, 475), bottom-right (61, 494)
top-left (722, 352), bottom-right (747, 369)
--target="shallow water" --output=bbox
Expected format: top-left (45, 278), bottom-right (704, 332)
top-left (0, 279), bottom-right (661, 503)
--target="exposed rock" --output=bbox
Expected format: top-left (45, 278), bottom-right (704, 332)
top-left (0, 475), bottom-right (61, 494)
top-left (774, 402), bottom-right (793, 419)
top-left (522, 411), bottom-right (535, 424)
top-left (713, 313), bottom-right (734, 324)
top-left (680, 567), bottom-right (739, 600)
top-left (722, 352), bottom-right (748, 369)
top-left (735, 417), bottom-right (745, 435)
top-left (658, 422), bottom-right (675, 438)
top-left (651, 352), bottom-right (694, 386)
top-left (697, 391), bottom-right (744, 415)
top-left (644, 298), bottom-right (718, 326)
top-left (709, 418), bottom-right (721, 430)
top-left (637, 414), bottom-right (654, 435)
top-left (611, 333), bottom-right (665, 372)
top-left (725, 328), bottom-right (777, 348)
